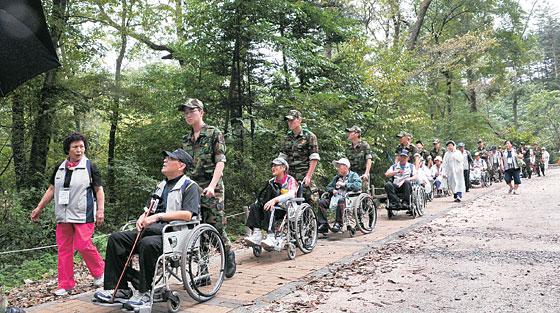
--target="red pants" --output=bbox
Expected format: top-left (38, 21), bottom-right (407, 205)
top-left (56, 223), bottom-right (105, 289)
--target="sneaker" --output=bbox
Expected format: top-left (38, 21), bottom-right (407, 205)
top-left (93, 273), bottom-right (104, 287)
top-left (317, 224), bottom-right (329, 234)
top-left (331, 223), bottom-right (341, 233)
top-left (225, 249), bottom-right (236, 278)
top-left (53, 288), bottom-right (70, 296)
top-left (94, 289), bottom-right (133, 303)
top-left (261, 234), bottom-right (278, 249)
top-left (244, 230), bottom-right (263, 246)
top-left (454, 198), bottom-right (461, 202)
top-left (123, 291), bottom-right (151, 310)
top-left (508, 187), bottom-right (513, 194)
top-left (513, 189), bottom-right (519, 195)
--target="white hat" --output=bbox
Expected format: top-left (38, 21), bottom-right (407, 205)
top-left (332, 158), bottom-right (351, 168)
top-left (435, 156), bottom-right (443, 162)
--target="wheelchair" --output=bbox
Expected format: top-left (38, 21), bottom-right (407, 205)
top-left (386, 181), bottom-right (426, 219)
top-left (249, 196), bottom-right (319, 260)
top-left (319, 191), bottom-right (377, 237)
top-left (106, 218), bottom-right (225, 312)
top-left (470, 169), bottom-right (490, 188)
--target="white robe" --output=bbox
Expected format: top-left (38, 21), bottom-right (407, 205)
top-left (441, 150), bottom-right (465, 194)
top-left (543, 151), bottom-right (550, 170)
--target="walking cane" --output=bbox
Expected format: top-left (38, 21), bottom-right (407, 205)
top-left (110, 193), bottom-right (162, 303)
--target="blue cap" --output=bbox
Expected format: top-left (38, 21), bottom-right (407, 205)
top-left (458, 142), bottom-right (465, 147)
top-left (399, 149), bottom-right (409, 156)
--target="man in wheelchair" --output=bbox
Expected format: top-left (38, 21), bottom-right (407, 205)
top-left (317, 158), bottom-right (362, 234)
top-left (385, 150), bottom-right (418, 211)
top-left (244, 158), bottom-right (298, 250)
top-left (470, 152), bottom-right (487, 185)
top-left (94, 149), bottom-right (200, 310)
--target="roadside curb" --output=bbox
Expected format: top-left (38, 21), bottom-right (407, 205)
top-left (230, 186), bottom-right (500, 313)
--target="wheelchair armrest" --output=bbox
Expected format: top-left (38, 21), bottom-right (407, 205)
top-left (121, 220), bottom-right (137, 231)
top-left (163, 219), bottom-right (200, 233)
top-left (346, 191), bottom-right (361, 197)
top-left (320, 192), bottom-right (330, 199)
top-left (291, 197), bottom-right (305, 202)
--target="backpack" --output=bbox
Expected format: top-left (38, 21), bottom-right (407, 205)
top-left (256, 180), bottom-right (282, 205)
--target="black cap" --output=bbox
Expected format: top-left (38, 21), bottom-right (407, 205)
top-left (163, 149), bottom-right (193, 168)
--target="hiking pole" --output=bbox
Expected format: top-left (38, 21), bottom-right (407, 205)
top-left (110, 193), bottom-right (162, 303)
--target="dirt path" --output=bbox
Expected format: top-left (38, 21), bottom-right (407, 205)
top-left (259, 169), bottom-right (560, 313)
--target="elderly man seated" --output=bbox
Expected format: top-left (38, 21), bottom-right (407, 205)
top-left (470, 152), bottom-right (488, 184)
top-left (94, 149), bottom-right (199, 310)
top-left (244, 158), bottom-right (298, 250)
top-left (385, 150), bottom-right (418, 210)
top-left (317, 158), bottom-right (362, 234)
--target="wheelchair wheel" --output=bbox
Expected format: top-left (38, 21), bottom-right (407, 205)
top-left (415, 187), bottom-right (426, 217)
top-left (167, 291), bottom-right (181, 313)
top-left (182, 224), bottom-right (225, 302)
top-left (286, 243), bottom-right (297, 260)
top-left (355, 194), bottom-right (377, 234)
top-left (295, 203), bottom-right (318, 254)
top-left (252, 245), bottom-right (262, 257)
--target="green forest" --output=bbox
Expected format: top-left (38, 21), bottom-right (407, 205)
top-left (1, 0), bottom-right (559, 289)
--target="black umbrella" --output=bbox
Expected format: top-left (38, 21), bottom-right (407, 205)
top-left (0, 0), bottom-right (60, 96)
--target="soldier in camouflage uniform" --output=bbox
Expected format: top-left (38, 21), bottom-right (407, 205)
top-left (345, 125), bottom-right (373, 193)
top-left (476, 140), bottom-right (489, 163)
top-left (430, 139), bottom-right (446, 161)
top-left (179, 98), bottom-right (236, 278)
top-left (415, 140), bottom-right (429, 163)
top-left (533, 143), bottom-right (544, 176)
top-left (394, 132), bottom-right (419, 167)
top-left (279, 110), bottom-right (320, 207)
top-left (520, 143), bottom-right (532, 179)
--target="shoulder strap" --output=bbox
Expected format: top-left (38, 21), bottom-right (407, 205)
top-left (409, 163), bottom-right (414, 177)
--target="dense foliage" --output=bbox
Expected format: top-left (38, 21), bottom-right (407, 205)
top-left (1, 0), bottom-right (559, 288)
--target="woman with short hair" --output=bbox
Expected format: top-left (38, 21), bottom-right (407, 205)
top-left (31, 132), bottom-right (105, 296)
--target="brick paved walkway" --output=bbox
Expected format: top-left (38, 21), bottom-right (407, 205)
top-left (27, 184), bottom-right (498, 313)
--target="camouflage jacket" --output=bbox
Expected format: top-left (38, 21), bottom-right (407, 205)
top-left (346, 140), bottom-right (373, 175)
top-left (280, 129), bottom-right (319, 181)
top-left (395, 143), bottom-right (418, 162)
top-left (182, 125), bottom-right (226, 190)
top-left (476, 146), bottom-right (488, 161)
top-left (430, 147), bottom-right (446, 160)
top-left (534, 149), bottom-right (543, 163)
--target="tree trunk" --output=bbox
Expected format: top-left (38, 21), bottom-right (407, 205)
top-left (442, 70), bottom-right (452, 115)
top-left (27, 0), bottom-right (67, 191)
top-left (512, 89), bottom-right (518, 131)
top-left (466, 67), bottom-right (477, 112)
top-left (11, 94), bottom-right (26, 191)
top-left (107, 5), bottom-right (129, 203)
top-left (406, 0), bottom-right (433, 51)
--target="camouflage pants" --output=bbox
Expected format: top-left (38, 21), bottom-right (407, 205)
top-left (200, 193), bottom-right (231, 250)
top-left (300, 183), bottom-right (319, 207)
top-left (361, 177), bottom-right (371, 194)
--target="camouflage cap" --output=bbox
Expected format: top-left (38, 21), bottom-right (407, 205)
top-left (177, 98), bottom-right (204, 111)
top-left (406, 132), bottom-right (413, 139)
top-left (285, 110), bottom-right (302, 120)
top-left (395, 131), bottom-right (407, 138)
top-left (433, 139), bottom-right (440, 144)
top-left (345, 125), bottom-right (361, 133)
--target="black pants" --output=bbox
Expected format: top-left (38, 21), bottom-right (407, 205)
top-left (245, 202), bottom-right (275, 232)
top-left (463, 170), bottom-right (470, 192)
top-left (104, 223), bottom-right (165, 293)
top-left (317, 196), bottom-right (345, 226)
top-left (536, 163), bottom-right (544, 176)
top-left (385, 181), bottom-right (412, 206)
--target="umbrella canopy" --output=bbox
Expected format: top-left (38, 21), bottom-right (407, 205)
top-left (0, 0), bottom-right (60, 96)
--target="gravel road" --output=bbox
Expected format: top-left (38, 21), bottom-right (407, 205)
top-left (260, 169), bottom-right (560, 313)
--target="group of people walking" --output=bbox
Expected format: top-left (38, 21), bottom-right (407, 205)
top-left (28, 98), bottom-right (551, 311)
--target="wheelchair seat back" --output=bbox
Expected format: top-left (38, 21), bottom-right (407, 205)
top-left (162, 217), bottom-right (201, 254)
